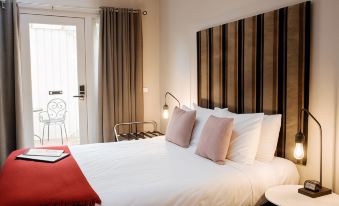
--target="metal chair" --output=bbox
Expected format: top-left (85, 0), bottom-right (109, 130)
top-left (39, 98), bottom-right (68, 145)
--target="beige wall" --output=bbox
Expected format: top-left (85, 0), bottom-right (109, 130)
top-left (159, 0), bottom-right (339, 192)
top-left (302, 0), bottom-right (339, 192)
top-left (141, 0), bottom-right (161, 131)
top-left (19, 0), bottom-right (161, 131)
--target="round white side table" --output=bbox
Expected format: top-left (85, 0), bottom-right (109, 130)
top-left (265, 185), bottom-right (339, 206)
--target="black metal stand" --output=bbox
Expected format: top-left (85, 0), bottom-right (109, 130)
top-left (296, 108), bottom-right (332, 198)
top-left (114, 121), bottom-right (164, 141)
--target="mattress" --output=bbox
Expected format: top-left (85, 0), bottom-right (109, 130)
top-left (70, 136), bottom-right (299, 206)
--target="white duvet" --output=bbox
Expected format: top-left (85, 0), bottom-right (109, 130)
top-left (70, 136), bottom-right (299, 206)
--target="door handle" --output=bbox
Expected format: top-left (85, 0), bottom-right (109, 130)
top-left (73, 95), bottom-right (85, 100)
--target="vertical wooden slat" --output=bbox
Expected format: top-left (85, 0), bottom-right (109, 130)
top-left (276, 7), bottom-right (288, 158)
top-left (212, 26), bottom-right (223, 108)
top-left (298, 3), bottom-right (306, 165)
top-left (199, 30), bottom-right (209, 108)
top-left (227, 22), bottom-right (237, 112)
top-left (262, 11), bottom-right (277, 114)
top-left (298, 4), bottom-right (305, 119)
top-left (255, 14), bottom-right (264, 113)
top-left (237, 20), bottom-right (245, 113)
top-left (273, 11), bottom-right (279, 114)
top-left (243, 17), bottom-right (256, 113)
top-left (208, 28), bottom-right (213, 108)
top-left (302, 1), bottom-right (311, 165)
top-left (197, 32), bottom-right (201, 106)
top-left (286, 4), bottom-right (300, 161)
top-left (222, 24), bottom-right (228, 108)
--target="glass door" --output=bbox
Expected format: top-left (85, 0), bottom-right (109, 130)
top-left (20, 14), bottom-right (88, 146)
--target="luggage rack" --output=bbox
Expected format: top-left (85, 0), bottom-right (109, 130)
top-left (114, 121), bottom-right (164, 142)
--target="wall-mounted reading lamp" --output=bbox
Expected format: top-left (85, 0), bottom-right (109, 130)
top-left (162, 92), bottom-right (180, 119)
top-left (294, 108), bottom-right (332, 198)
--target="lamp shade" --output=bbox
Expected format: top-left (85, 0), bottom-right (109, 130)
top-left (294, 142), bottom-right (304, 160)
top-left (293, 131), bottom-right (305, 160)
top-left (162, 104), bottom-right (169, 119)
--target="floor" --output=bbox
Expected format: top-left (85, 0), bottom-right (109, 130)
top-left (34, 136), bottom-right (80, 147)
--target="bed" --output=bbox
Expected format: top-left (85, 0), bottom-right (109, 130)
top-left (70, 136), bottom-right (299, 206)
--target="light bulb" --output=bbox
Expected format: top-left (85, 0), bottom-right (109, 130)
top-left (294, 143), bottom-right (304, 160)
top-left (163, 109), bottom-right (169, 119)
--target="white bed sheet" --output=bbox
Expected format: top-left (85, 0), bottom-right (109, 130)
top-left (70, 136), bottom-right (299, 206)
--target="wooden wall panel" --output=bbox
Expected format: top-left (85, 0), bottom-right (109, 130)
top-left (197, 1), bottom-right (311, 163)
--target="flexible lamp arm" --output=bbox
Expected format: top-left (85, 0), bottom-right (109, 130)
top-left (298, 108), bottom-right (323, 187)
top-left (164, 92), bottom-right (181, 107)
top-left (298, 108), bottom-right (322, 133)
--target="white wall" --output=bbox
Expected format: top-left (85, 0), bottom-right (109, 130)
top-left (159, 0), bottom-right (339, 192)
top-left (19, 0), bottom-right (161, 134)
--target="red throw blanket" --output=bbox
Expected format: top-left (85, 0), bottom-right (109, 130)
top-left (0, 146), bottom-right (101, 206)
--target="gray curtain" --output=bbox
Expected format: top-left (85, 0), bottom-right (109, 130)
top-left (0, 0), bottom-right (23, 165)
top-left (98, 8), bottom-right (144, 142)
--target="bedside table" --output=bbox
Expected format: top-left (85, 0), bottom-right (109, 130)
top-left (265, 185), bottom-right (339, 206)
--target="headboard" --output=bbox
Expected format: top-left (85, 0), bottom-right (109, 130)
top-left (197, 1), bottom-right (311, 164)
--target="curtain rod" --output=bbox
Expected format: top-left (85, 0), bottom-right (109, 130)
top-left (100, 7), bottom-right (147, 15)
top-left (100, 7), bottom-right (139, 12)
top-left (17, 2), bottom-right (147, 15)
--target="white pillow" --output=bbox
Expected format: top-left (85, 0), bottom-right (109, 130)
top-left (214, 107), bottom-right (228, 111)
top-left (181, 105), bottom-right (193, 111)
top-left (217, 109), bottom-right (264, 164)
top-left (255, 114), bottom-right (282, 162)
top-left (190, 104), bottom-right (225, 146)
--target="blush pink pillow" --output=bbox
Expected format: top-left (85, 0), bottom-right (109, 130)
top-left (195, 116), bottom-right (234, 165)
top-left (166, 107), bottom-right (196, 148)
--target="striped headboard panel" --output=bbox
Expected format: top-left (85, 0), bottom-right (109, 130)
top-left (197, 1), bottom-right (311, 164)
